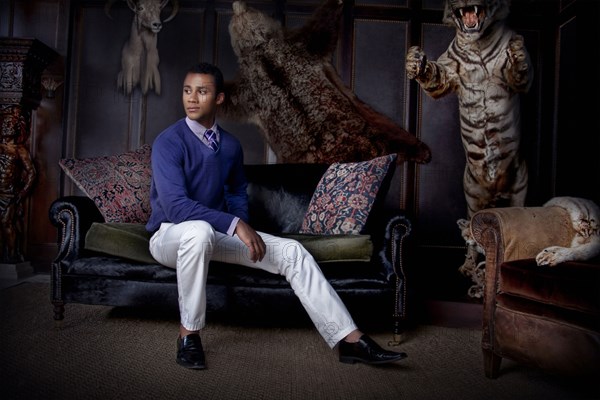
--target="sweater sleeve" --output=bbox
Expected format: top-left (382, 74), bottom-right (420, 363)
top-left (224, 144), bottom-right (249, 223)
top-left (148, 126), bottom-right (237, 234)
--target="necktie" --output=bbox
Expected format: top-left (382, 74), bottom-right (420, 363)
top-left (204, 129), bottom-right (218, 152)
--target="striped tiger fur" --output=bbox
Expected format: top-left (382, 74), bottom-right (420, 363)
top-left (406, 0), bottom-right (533, 298)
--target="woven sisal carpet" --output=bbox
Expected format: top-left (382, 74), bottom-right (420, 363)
top-left (0, 283), bottom-right (596, 400)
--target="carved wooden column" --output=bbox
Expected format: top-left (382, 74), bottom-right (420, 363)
top-left (0, 38), bottom-right (57, 278)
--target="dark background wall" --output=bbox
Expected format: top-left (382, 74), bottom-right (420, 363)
top-left (1, 0), bottom-right (598, 304)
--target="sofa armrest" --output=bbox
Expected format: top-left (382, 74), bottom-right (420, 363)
top-left (380, 215), bottom-right (411, 277)
top-left (377, 214), bottom-right (412, 327)
top-left (49, 196), bottom-right (104, 265)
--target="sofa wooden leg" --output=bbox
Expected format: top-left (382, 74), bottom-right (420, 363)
top-left (53, 303), bottom-right (65, 321)
top-left (483, 348), bottom-right (501, 378)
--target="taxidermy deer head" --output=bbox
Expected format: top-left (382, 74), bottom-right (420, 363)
top-left (105, 0), bottom-right (179, 95)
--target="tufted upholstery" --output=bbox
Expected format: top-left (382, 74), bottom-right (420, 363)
top-left (50, 163), bottom-right (412, 330)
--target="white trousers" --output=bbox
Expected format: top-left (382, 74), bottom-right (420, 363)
top-left (149, 220), bottom-right (358, 348)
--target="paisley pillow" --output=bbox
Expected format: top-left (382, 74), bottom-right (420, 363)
top-left (300, 154), bottom-right (396, 235)
top-left (59, 145), bottom-right (152, 223)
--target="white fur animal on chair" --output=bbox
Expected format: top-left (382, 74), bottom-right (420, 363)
top-left (536, 197), bottom-right (600, 266)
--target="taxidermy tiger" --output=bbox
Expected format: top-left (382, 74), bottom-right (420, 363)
top-left (535, 197), bottom-right (600, 267)
top-left (405, 0), bottom-right (533, 298)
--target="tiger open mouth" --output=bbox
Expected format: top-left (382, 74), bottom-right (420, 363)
top-left (453, 5), bottom-right (486, 33)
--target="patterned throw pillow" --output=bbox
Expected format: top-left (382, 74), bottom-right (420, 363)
top-left (59, 145), bottom-right (152, 223)
top-left (300, 154), bottom-right (397, 235)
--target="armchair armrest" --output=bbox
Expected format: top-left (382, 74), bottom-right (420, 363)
top-left (470, 206), bottom-right (575, 360)
top-left (49, 196), bottom-right (104, 266)
top-left (471, 205), bottom-right (575, 303)
top-left (471, 206), bottom-right (574, 264)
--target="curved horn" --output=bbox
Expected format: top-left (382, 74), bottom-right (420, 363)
top-left (163, 0), bottom-right (180, 23)
top-left (125, 0), bottom-right (137, 12)
top-left (104, 0), bottom-right (119, 19)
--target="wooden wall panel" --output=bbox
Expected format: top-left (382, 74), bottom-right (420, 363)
top-left (422, 0), bottom-right (444, 10)
top-left (3, 0), bottom-right (69, 270)
top-left (11, 0), bottom-right (65, 47)
top-left (555, 14), bottom-right (599, 202)
top-left (65, 2), bottom-right (268, 165)
top-left (352, 18), bottom-right (411, 209)
top-left (409, 22), bottom-right (468, 302)
top-left (414, 23), bottom-right (463, 247)
top-left (68, 5), bottom-right (134, 158)
top-left (5, 0), bottom-right (584, 304)
top-left (356, 0), bottom-right (408, 7)
top-left (145, 8), bottom-right (208, 146)
top-left (353, 19), bottom-right (408, 127)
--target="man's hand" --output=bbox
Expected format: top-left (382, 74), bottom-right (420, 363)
top-left (234, 220), bottom-right (266, 262)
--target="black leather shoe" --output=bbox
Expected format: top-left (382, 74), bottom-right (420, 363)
top-left (339, 335), bottom-right (407, 364)
top-left (176, 334), bottom-right (206, 369)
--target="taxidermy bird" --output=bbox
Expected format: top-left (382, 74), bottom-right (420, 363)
top-left (220, 0), bottom-right (431, 165)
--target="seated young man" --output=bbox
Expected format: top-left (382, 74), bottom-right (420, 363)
top-left (146, 62), bottom-right (408, 370)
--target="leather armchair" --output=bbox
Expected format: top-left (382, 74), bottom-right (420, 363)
top-left (470, 206), bottom-right (600, 380)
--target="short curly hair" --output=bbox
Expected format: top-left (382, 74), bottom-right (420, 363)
top-left (185, 63), bottom-right (224, 94)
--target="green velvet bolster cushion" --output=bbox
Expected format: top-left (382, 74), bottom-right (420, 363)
top-left (277, 233), bottom-right (372, 263)
top-left (85, 223), bottom-right (373, 265)
top-left (85, 223), bottom-right (156, 264)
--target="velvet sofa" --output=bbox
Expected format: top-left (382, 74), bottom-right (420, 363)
top-left (50, 148), bottom-right (412, 333)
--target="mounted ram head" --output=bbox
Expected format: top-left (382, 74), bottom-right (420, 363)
top-left (106, 0), bottom-right (179, 95)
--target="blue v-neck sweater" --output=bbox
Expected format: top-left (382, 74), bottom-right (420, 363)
top-left (146, 119), bottom-right (248, 234)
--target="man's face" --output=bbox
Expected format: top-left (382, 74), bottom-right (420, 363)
top-left (182, 72), bottom-right (224, 127)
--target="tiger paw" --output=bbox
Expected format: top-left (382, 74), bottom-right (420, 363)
top-left (507, 35), bottom-right (529, 70)
top-left (405, 46), bottom-right (427, 80)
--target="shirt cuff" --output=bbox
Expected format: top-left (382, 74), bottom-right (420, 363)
top-left (227, 217), bottom-right (240, 236)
